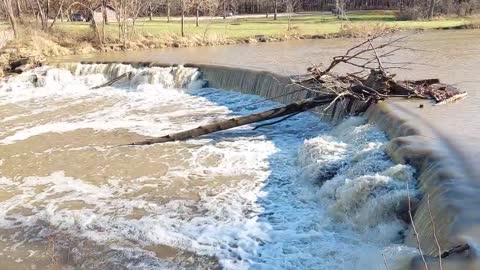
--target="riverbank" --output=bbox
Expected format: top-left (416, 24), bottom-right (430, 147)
top-left (0, 11), bottom-right (479, 77)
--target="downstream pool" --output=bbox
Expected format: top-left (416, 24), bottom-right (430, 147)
top-left (0, 64), bottom-right (418, 269)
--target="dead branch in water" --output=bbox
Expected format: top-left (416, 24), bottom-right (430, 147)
top-left (90, 72), bottom-right (132, 90)
top-left (128, 94), bottom-right (341, 145)
top-left (407, 180), bottom-right (430, 270)
top-left (127, 34), bottom-right (466, 146)
top-left (427, 193), bottom-right (443, 270)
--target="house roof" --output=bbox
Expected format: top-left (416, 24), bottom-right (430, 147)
top-left (93, 4), bottom-right (116, 12)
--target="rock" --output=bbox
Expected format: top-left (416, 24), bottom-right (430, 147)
top-left (14, 63), bottom-right (35, 74)
top-left (255, 35), bottom-right (268, 42)
top-left (9, 57), bottom-right (29, 70)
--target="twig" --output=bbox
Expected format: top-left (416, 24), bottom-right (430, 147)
top-left (320, 34), bottom-right (413, 75)
top-left (440, 244), bottom-right (470, 258)
top-left (383, 253), bottom-right (390, 270)
top-left (368, 38), bottom-right (385, 72)
top-left (226, 87), bottom-right (309, 112)
top-left (345, 32), bottom-right (384, 55)
top-left (322, 92), bottom-right (349, 112)
top-left (253, 111), bottom-right (302, 130)
top-left (427, 193), bottom-right (443, 270)
top-left (407, 180), bottom-right (429, 270)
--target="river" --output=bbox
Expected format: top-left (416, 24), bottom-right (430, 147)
top-left (55, 29), bottom-right (480, 181)
top-left (0, 30), bottom-right (477, 270)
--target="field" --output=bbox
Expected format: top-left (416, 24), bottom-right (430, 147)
top-left (54, 11), bottom-right (471, 40)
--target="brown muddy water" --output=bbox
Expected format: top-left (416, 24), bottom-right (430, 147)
top-left (0, 30), bottom-right (477, 270)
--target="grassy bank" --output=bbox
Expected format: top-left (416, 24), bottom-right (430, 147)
top-left (56, 10), bottom-right (472, 39)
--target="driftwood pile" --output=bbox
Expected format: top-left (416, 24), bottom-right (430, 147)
top-left (126, 33), bottom-right (466, 146)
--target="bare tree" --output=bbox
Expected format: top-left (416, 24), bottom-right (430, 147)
top-left (273, 0), bottom-right (277, 20)
top-left (185, 0), bottom-right (217, 27)
top-left (1, 0), bottom-right (18, 37)
top-left (222, 0), bottom-right (226, 18)
top-left (110, 0), bottom-right (144, 46)
top-left (428, 0), bottom-right (436, 19)
top-left (181, 0), bottom-right (185, 36)
top-left (166, 0), bottom-right (170, 22)
top-left (186, 0), bottom-right (202, 26)
top-left (48, 0), bottom-right (65, 30)
top-left (284, 0), bottom-right (299, 30)
top-left (334, 0), bottom-right (348, 20)
top-left (65, 0), bottom-right (103, 44)
top-left (33, 0), bottom-right (67, 31)
top-left (147, 0), bottom-right (153, 20)
top-left (15, 0), bottom-right (23, 22)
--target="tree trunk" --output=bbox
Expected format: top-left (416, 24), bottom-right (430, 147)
top-left (181, 0), bottom-right (185, 37)
top-left (149, 3), bottom-right (153, 21)
top-left (89, 9), bottom-right (102, 45)
top-left (428, 0), bottom-right (435, 20)
top-left (102, 0), bottom-right (108, 24)
top-left (196, 5), bottom-right (199, 27)
top-left (48, 0), bottom-right (65, 31)
top-left (128, 94), bottom-right (338, 145)
top-left (101, 4), bottom-right (106, 44)
top-left (223, 0), bottom-right (226, 19)
top-left (287, 0), bottom-right (292, 30)
top-left (167, 0), bottom-right (170, 23)
top-left (46, 0), bottom-right (49, 22)
top-left (273, 0), bottom-right (277, 20)
top-left (2, 0), bottom-right (18, 38)
top-left (35, 0), bottom-right (46, 30)
top-left (15, 0), bottom-right (22, 22)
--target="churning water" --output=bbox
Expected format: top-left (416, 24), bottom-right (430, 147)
top-left (0, 64), bottom-right (418, 269)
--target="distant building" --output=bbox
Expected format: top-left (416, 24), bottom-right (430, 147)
top-left (93, 5), bottom-right (116, 23)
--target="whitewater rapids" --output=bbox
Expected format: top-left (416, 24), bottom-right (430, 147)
top-left (0, 64), bottom-right (418, 269)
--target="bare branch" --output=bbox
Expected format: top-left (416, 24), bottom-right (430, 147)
top-left (427, 194), bottom-right (443, 270)
top-left (407, 180), bottom-right (429, 270)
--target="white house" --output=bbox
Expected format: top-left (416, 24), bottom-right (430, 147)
top-left (93, 5), bottom-right (116, 23)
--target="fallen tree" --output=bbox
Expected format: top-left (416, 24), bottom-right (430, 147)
top-left (90, 72), bottom-right (132, 90)
top-left (127, 33), bottom-right (467, 146)
top-left (129, 94), bottom-right (339, 145)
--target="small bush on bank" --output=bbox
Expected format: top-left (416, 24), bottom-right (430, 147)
top-left (338, 23), bottom-right (397, 38)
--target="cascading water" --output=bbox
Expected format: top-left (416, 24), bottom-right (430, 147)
top-left (0, 64), bottom-right (419, 270)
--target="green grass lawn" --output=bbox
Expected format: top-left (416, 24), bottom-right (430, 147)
top-left (55, 11), bottom-right (470, 39)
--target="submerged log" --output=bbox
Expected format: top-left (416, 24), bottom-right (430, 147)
top-left (129, 94), bottom-right (340, 145)
top-left (90, 72), bottom-right (131, 90)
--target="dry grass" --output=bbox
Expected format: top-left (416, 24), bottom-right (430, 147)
top-left (337, 23), bottom-right (398, 38)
